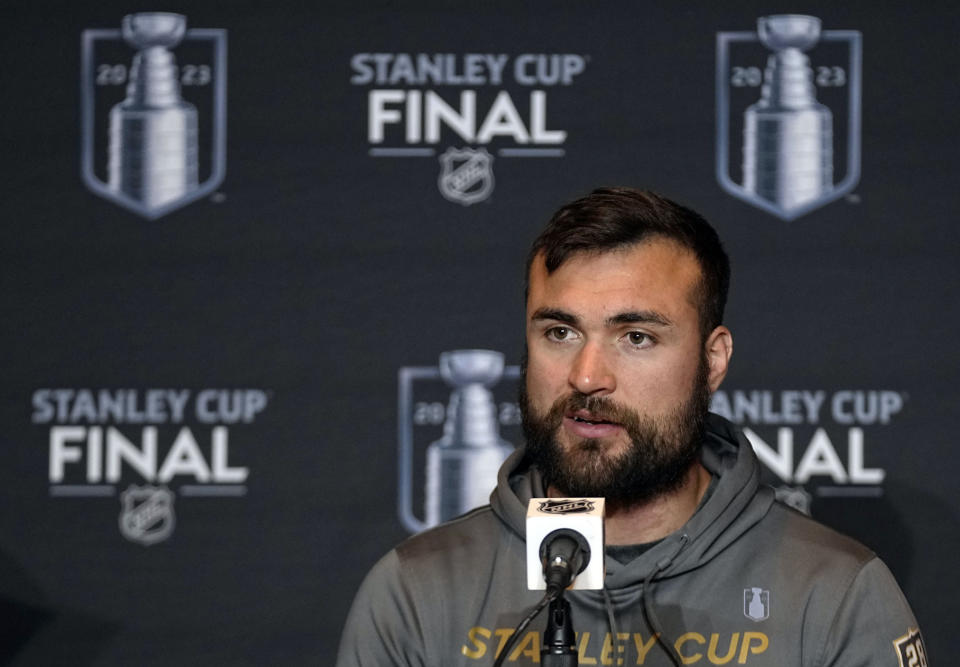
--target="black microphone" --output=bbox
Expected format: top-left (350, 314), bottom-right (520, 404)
top-left (539, 528), bottom-right (591, 594)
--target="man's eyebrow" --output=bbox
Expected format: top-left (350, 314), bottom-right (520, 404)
top-left (607, 311), bottom-right (674, 328)
top-left (530, 308), bottom-right (673, 328)
top-left (530, 308), bottom-right (579, 326)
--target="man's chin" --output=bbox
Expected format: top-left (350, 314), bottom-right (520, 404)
top-left (554, 437), bottom-right (631, 479)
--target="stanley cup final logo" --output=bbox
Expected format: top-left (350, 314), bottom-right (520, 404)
top-left (81, 13), bottom-right (227, 219)
top-left (398, 350), bottom-right (519, 533)
top-left (717, 15), bottom-right (861, 220)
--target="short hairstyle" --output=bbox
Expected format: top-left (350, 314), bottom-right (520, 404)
top-left (525, 187), bottom-right (730, 339)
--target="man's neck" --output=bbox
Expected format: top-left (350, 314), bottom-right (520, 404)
top-left (547, 462), bottom-right (713, 546)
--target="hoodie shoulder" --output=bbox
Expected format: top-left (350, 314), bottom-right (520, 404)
top-left (396, 505), bottom-right (505, 565)
top-left (761, 503), bottom-right (921, 666)
top-left (766, 500), bottom-right (876, 566)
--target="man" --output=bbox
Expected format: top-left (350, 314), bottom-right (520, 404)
top-left (337, 188), bottom-right (926, 666)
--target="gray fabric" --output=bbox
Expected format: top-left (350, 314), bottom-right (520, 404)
top-left (336, 414), bottom-right (923, 666)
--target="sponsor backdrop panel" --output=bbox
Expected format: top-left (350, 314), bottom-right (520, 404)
top-left (0, 1), bottom-right (956, 664)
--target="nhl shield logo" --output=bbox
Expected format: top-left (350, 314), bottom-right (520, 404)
top-left (743, 587), bottom-right (770, 621)
top-left (81, 13), bottom-right (227, 219)
top-left (119, 484), bottom-right (176, 545)
top-left (716, 15), bottom-right (861, 220)
top-left (438, 148), bottom-right (495, 205)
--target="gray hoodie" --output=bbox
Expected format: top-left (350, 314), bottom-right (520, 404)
top-left (337, 415), bottom-right (926, 666)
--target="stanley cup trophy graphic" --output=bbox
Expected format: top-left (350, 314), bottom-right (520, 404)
top-left (424, 350), bottom-right (514, 527)
top-left (742, 15), bottom-right (832, 213)
top-left (108, 13), bottom-right (198, 209)
top-left (716, 15), bottom-right (861, 220)
top-left (81, 13), bottom-right (226, 218)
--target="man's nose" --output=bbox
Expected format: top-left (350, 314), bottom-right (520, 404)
top-left (568, 342), bottom-right (616, 396)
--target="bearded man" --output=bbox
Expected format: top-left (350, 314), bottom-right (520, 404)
top-left (337, 188), bottom-right (925, 666)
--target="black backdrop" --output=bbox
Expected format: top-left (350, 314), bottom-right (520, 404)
top-left (1, 1), bottom-right (957, 664)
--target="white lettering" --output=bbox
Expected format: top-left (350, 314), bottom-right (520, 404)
top-left (832, 390), bottom-right (905, 425)
top-left (795, 428), bottom-right (847, 483)
top-left (484, 54), bottom-right (509, 84)
top-left (158, 428), bottom-right (211, 482)
top-left (476, 90), bottom-right (529, 143)
top-left (368, 89), bottom-right (405, 143)
top-left (49, 426), bottom-right (85, 482)
top-left (196, 390), bottom-right (269, 424)
top-left (425, 90), bottom-right (476, 143)
top-left (350, 53), bottom-right (375, 85)
top-left (744, 427), bottom-right (793, 482)
top-left (800, 391), bottom-right (826, 423)
top-left (32, 389), bottom-right (54, 423)
top-left (352, 53), bottom-right (515, 86)
top-left (514, 54), bottom-right (537, 85)
top-left (406, 90), bottom-right (421, 142)
top-left (848, 428), bottom-right (885, 483)
top-left (87, 426), bottom-right (102, 483)
top-left (167, 390), bottom-right (190, 422)
top-left (514, 54), bottom-right (586, 85)
top-left (390, 53), bottom-right (417, 85)
top-left (211, 426), bottom-right (248, 482)
top-left (107, 427), bottom-right (157, 482)
top-left (529, 91), bottom-right (565, 143)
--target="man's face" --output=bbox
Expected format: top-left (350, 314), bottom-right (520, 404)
top-left (520, 239), bottom-right (729, 506)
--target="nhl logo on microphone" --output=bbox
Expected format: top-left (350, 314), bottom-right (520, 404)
top-left (537, 498), bottom-right (595, 514)
top-left (526, 497), bottom-right (605, 591)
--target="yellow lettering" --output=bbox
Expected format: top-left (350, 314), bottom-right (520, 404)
top-left (737, 632), bottom-right (769, 664)
top-left (675, 632), bottom-right (706, 665)
top-left (633, 633), bottom-right (659, 664)
top-left (510, 631), bottom-right (540, 662)
top-left (461, 626), bottom-right (491, 659)
top-left (707, 633), bottom-right (739, 664)
top-left (600, 632), bottom-right (613, 665)
top-left (599, 633), bottom-right (631, 665)
top-left (577, 632), bottom-right (598, 664)
top-left (493, 628), bottom-right (514, 659)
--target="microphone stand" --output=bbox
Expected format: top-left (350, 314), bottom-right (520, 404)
top-left (541, 590), bottom-right (577, 666)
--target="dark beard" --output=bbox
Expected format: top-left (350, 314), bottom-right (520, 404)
top-left (519, 356), bottom-right (711, 510)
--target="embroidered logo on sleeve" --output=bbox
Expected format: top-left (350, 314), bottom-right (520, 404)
top-left (894, 628), bottom-right (927, 667)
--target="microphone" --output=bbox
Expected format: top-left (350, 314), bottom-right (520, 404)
top-left (526, 498), bottom-right (605, 591)
top-left (540, 528), bottom-right (590, 594)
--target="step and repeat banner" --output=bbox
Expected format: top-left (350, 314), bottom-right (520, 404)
top-left (1, 2), bottom-right (957, 664)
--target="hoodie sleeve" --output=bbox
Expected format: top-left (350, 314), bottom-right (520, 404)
top-left (335, 549), bottom-right (427, 667)
top-left (819, 557), bottom-right (928, 666)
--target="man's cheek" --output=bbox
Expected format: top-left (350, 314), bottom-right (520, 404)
top-left (526, 371), bottom-right (561, 414)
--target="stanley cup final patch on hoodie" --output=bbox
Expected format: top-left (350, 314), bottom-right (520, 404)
top-left (893, 628), bottom-right (927, 667)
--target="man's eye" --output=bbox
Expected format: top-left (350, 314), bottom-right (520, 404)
top-left (547, 327), bottom-right (573, 341)
top-left (626, 332), bottom-right (653, 346)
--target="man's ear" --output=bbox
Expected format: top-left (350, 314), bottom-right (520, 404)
top-left (704, 326), bottom-right (733, 393)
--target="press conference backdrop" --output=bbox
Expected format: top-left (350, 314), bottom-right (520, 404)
top-left (1, 1), bottom-right (957, 664)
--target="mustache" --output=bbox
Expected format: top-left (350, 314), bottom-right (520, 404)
top-left (554, 392), bottom-right (640, 427)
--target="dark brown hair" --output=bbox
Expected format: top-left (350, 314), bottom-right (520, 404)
top-left (526, 187), bottom-right (730, 339)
